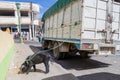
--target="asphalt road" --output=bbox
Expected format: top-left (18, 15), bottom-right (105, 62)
top-left (57, 55), bottom-right (120, 80)
top-left (6, 41), bottom-right (120, 80)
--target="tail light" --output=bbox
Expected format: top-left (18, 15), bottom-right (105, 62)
top-left (82, 43), bottom-right (93, 49)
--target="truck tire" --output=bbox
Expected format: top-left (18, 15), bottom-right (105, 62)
top-left (41, 41), bottom-right (48, 50)
top-left (48, 41), bottom-right (54, 49)
top-left (79, 51), bottom-right (90, 58)
top-left (53, 42), bottom-right (61, 59)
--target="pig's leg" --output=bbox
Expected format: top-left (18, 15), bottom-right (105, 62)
top-left (44, 60), bottom-right (49, 73)
top-left (33, 65), bottom-right (36, 72)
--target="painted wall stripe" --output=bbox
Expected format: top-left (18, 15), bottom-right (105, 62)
top-left (0, 44), bottom-right (14, 80)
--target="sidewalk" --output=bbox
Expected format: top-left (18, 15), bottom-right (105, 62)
top-left (6, 41), bottom-right (69, 80)
top-left (6, 42), bottom-right (35, 79)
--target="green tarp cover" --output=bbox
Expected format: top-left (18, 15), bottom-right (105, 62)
top-left (42, 0), bottom-right (73, 20)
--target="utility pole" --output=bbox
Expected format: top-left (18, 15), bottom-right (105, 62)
top-left (16, 3), bottom-right (23, 43)
top-left (30, 1), bottom-right (34, 40)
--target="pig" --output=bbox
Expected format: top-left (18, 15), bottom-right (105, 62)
top-left (19, 52), bottom-right (50, 74)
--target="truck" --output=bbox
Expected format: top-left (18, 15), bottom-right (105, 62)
top-left (42, 0), bottom-right (120, 59)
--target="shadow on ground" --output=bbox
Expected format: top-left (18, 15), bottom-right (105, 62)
top-left (29, 69), bottom-right (46, 73)
top-left (29, 45), bottom-right (43, 53)
top-left (55, 56), bottom-right (110, 70)
top-left (77, 72), bottom-right (120, 80)
top-left (42, 72), bottom-right (120, 80)
top-left (42, 73), bottom-right (79, 80)
top-left (29, 45), bottom-right (110, 70)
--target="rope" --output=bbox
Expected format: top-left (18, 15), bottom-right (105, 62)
top-left (26, 42), bottom-right (64, 63)
top-left (26, 3), bottom-right (68, 62)
top-left (29, 7), bottom-right (66, 60)
top-left (25, 0), bottom-right (80, 62)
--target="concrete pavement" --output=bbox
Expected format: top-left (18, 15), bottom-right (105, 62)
top-left (6, 40), bottom-right (120, 80)
top-left (6, 41), bottom-right (77, 80)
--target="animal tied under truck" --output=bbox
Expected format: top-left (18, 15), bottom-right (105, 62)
top-left (19, 51), bottom-right (50, 74)
top-left (42, 0), bottom-right (120, 59)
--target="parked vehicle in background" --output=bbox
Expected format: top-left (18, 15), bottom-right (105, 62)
top-left (42, 0), bottom-right (120, 59)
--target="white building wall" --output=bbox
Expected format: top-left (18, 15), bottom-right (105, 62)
top-left (0, 1), bottom-right (40, 25)
top-left (0, 1), bottom-right (40, 40)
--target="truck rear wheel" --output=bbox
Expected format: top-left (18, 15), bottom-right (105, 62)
top-left (41, 41), bottom-right (48, 50)
top-left (79, 51), bottom-right (90, 58)
top-left (53, 42), bottom-right (61, 59)
top-left (48, 41), bottom-right (54, 49)
top-left (53, 42), bottom-right (67, 59)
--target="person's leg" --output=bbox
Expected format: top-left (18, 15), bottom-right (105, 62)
top-left (39, 37), bottom-right (41, 42)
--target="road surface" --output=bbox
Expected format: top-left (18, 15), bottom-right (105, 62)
top-left (6, 41), bottom-right (120, 80)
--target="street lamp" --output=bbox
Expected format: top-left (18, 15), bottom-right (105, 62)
top-left (16, 3), bottom-right (23, 43)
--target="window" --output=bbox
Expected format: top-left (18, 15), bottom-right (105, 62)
top-left (12, 28), bottom-right (17, 32)
top-left (0, 10), bottom-right (15, 16)
top-left (114, 0), bottom-right (120, 3)
top-left (20, 11), bottom-right (28, 17)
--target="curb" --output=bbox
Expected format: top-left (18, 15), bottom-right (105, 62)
top-left (0, 44), bottom-right (14, 80)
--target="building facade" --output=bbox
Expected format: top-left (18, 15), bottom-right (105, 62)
top-left (0, 1), bottom-right (40, 40)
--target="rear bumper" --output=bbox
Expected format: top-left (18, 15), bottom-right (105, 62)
top-left (79, 39), bottom-right (120, 54)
